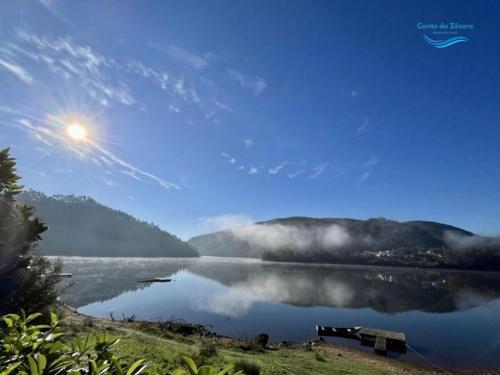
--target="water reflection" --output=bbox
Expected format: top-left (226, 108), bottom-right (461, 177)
top-left (61, 257), bottom-right (500, 315)
top-left (59, 257), bottom-right (191, 307)
top-left (62, 257), bottom-right (500, 370)
top-left (189, 261), bottom-right (500, 315)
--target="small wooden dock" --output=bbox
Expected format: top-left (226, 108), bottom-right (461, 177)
top-left (56, 273), bottom-right (73, 278)
top-left (316, 325), bottom-right (406, 355)
top-left (137, 277), bottom-right (172, 283)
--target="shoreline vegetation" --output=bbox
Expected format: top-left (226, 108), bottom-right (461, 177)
top-left (62, 306), bottom-right (449, 375)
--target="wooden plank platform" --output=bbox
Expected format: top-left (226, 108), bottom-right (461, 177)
top-left (359, 327), bottom-right (406, 342)
top-left (374, 336), bottom-right (387, 354)
top-left (316, 325), bottom-right (406, 355)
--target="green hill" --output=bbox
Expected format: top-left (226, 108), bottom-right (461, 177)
top-left (19, 191), bottom-right (198, 258)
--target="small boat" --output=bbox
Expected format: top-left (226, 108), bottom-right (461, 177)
top-left (316, 325), bottom-right (361, 338)
top-left (56, 273), bottom-right (73, 278)
top-left (316, 325), bottom-right (406, 355)
top-left (137, 277), bottom-right (172, 283)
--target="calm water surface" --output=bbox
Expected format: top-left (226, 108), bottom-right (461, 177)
top-left (58, 256), bottom-right (500, 371)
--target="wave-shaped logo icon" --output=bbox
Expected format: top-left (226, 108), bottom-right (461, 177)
top-left (423, 35), bottom-right (469, 48)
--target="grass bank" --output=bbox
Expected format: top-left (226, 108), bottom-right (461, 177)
top-left (62, 307), bottom-right (450, 375)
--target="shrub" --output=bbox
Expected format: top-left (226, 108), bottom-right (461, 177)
top-left (198, 342), bottom-right (217, 359)
top-left (0, 311), bottom-right (244, 375)
top-left (233, 359), bottom-right (260, 375)
top-left (0, 311), bottom-right (146, 374)
top-left (314, 351), bottom-right (326, 362)
top-left (173, 356), bottom-right (244, 375)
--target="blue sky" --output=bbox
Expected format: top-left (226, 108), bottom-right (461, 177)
top-left (1, 0), bottom-right (499, 239)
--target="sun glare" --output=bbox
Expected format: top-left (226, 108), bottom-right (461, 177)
top-left (66, 123), bottom-right (87, 141)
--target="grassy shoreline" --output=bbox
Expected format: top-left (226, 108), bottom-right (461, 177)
top-left (62, 306), bottom-right (452, 375)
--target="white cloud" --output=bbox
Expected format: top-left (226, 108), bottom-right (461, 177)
top-left (248, 166), bottom-right (259, 175)
top-left (0, 58), bottom-right (33, 84)
top-left (158, 45), bottom-right (214, 70)
top-left (221, 152), bottom-right (236, 164)
top-left (199, 214), bottom-right (254, 232)
top-left (268, 161), bottom-right (288, 175)
top-left (363, 155), bottom-right (379, 169)
top-left (13, 31), bottom-right (135, 106)
top-left (288, 169), bottom-right (306, 178)
top-left (359, 170), bottom-right (371, 183)
top-left (356, 116), bottom-right (369, 134)
top-left (243, 138), bottom-right (253, 148)
top-left (358, 154), bottom-right (379, 184)
top-left (228, 69), bottom-right (267, 96)
top-left (309, 162), bottom-right (329, 179)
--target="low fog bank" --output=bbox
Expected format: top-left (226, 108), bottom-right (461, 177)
top-left (445, 231), bottom-right (500, 250)
top-left (229, 223), bottom-right (362, 252)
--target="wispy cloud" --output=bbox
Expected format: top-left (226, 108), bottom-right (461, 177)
top-left (199, 214), bottom-right (254, 232)
top-left (356, 116), bottom-right (370, 134)
top-left (358, 154), bottom-right (379, 185)
top-left (156, 45), bottom-right (214, 70)
top-left (363, 154), bottom-right (379, 169)
top-left (243, 138), bottom-right (253, 149)
top-left (359, 170), bottom-right (371, 183)
top-left (268, 161), bottom-right (288, 175)
top-left (248, 166), bottom-right (259, 175)
top-left (228, 69), bottom-right (267, 96)
top-left (309, 162), bottom-right (329, 179)
top-left (2, 107), bottom-right (180, 190)
top-left (0, 58), bottom-right (33, 84)
top-left (11, 31), bottom-right (135, 106)
top-left (221, 152), bottom-right (236, 164)
top-left (288, 169), bottom-right (306, 179)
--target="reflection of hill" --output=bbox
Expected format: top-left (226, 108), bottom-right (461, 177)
top-left (188, 261), bottom-right (500, 314)
top-left (59, 257), bottom-right (197, 307)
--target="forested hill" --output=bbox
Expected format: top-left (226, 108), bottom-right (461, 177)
top-left (18, 191), bottom-right (198, 257)
top-left (189, 217), bottom-right (500, 270)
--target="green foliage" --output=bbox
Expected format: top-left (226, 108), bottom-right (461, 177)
top-left (0, 148), bottom-right (60, 314)
top-left (198, 342), bottom-right (217, 359)
top-left (172, 356), bottom-right (243, 375)
top-left (0, 311), bottom-right (146, 375)
top-left (0, 148), bottom-right (23, 202)
top-left (233, 359), bottom-right (260, 375)
top-left (0, 312), bottom-right (251, 375)
top-left (314, 351), bottom-right (326, 362)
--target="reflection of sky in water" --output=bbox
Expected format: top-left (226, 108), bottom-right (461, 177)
top-left (65, 258), bottom-right (500, 371)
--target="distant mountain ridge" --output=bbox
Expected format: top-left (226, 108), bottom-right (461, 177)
top-left (188, 217), bottom-right (500, 270)
top-left (19, 191), bottom-right (198, 258)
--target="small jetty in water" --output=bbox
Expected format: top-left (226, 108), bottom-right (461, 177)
top-left (316, 325), bottom-right (406, 355)
top-left (56, 273), bottom-right (73, 278)
top-left (137, 277), bottom-right (172, 283)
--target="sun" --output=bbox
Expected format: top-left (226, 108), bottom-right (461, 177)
top-left (66, 123), bottom-right (87, 141)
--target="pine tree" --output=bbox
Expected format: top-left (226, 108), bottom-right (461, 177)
top-left (0, 147), bottom-right (62, 314)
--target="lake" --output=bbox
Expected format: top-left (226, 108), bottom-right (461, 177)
top-left (57, 256), bottom-right (500, 371)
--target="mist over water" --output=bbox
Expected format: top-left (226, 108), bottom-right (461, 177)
top-left (229, 223), bottom-right (354, 251)
top-left (58, 256), bottom-right (500, 371)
